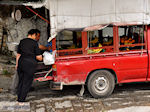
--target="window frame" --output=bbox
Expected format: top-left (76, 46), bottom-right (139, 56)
top-left (117, 25), bottom-right (147, 52)
top-left (87, 25), bottom-right (115, 54)
top-left (53, 25), bottom-right (148, 58)
top-left (55, 30), bottom-right (84, 57)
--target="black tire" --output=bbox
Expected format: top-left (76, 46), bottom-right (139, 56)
top-left (87, 70), bottom-right (115, 98)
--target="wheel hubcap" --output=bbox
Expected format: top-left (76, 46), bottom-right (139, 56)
top-left (95, 77), bottom-right (108, 91)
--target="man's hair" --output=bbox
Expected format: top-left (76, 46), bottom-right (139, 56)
top-left (28, 29), bottom-right (40, 35)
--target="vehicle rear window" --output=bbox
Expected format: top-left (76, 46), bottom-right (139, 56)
top-left (56, 30), bottom-right (83, 56)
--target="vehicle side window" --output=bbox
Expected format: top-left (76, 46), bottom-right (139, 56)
top-left (119, 25), bottom-right (146, 51)
top-left (56, 30), bottom-right (82, 56)
top-left (87, 26), bottom-right (114, 54)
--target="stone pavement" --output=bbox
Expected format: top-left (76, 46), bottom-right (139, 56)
top-left (1, 54), bottom-right (150, 112)
top-left (1, 74), bottom-right (150, 112)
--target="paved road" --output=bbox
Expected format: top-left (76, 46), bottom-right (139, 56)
top-left (1, 75), bottom-right (150, 112)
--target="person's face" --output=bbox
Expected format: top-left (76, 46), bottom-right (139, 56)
top-left (35, 33), bottom-right (40, 41)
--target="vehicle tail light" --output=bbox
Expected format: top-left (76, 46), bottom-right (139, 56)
top-left (52, 64), bottom-right (57, 71)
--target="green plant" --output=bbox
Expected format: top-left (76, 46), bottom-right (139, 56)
top-left (2, 69), bottom-right (10, 75)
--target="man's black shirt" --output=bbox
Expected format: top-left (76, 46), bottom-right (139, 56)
top-left (17, 38), bottom-right (41, 60)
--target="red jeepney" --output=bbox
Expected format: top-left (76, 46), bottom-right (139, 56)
top-left (35, 24), bottom-right (150, 98)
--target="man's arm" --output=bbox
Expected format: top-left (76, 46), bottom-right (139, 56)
top-left (39, 45), bottom-right (52, 51)
top-left (16, 53), bottom-right (21, 70)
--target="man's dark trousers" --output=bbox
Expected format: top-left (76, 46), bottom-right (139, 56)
top-left (17, 57), bottom-right (36, 102)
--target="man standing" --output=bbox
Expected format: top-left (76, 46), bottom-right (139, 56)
top-left (16, 29), bottom-right (43, 103)
top-left (10, 30), bottom-right (51, 95)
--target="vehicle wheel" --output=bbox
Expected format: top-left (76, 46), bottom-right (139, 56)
top-left (87, 70), bottom-right (115, 98)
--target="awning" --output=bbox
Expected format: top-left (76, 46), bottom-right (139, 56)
top-left (2, 0), bottom-right (150, 41)
top-left (47, 0), bottom-right (150, 40)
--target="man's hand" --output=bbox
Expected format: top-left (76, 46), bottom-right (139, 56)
top-left (39, 45), bottom-right (51, 51)
top-left (36, 55), bottom-right (43, 61)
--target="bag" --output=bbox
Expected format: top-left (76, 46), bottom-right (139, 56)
top-left (43, 50), bottom-right (56, 65)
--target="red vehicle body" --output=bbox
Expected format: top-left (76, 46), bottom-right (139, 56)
top-left (35, 25), bottom-right (150, 98)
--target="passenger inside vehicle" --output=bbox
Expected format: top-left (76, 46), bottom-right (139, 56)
top-left (103, 37), bottom-right (113, 46)
top-left (120, 35), bottom-right (135, 51)
top-left (119, 25), bottom-right (144, 51)
top-left (88, 26), bottom-right (114, 54)
top-left (88, 33), bottom-right (105, 54)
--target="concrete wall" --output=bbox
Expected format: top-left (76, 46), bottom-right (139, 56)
top-left (5, 17), bottom-right (48, 46)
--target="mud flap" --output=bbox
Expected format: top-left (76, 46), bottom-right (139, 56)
top-left (49, 81), bottom-right (63, 90)
top-left (78, 85), bottom-right (85, 97)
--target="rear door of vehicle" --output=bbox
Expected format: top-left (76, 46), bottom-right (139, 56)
top-left (116, 25), bottom-right (148, 83)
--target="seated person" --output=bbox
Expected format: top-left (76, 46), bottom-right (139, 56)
top-left (103, 38), bottom-right (113, 46)
top-left (90, 36), bottom-right (99, 47)
top-left (120, 36), bottom-right (128, 50)
top-left (120, 36), bottom-right (125, 45)
top-left (125, 37), bottom-right (135, 50)
top-left (120, 36), bottom-right (135, 51)
top-left (124, 37), bottom-right (135, 45)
